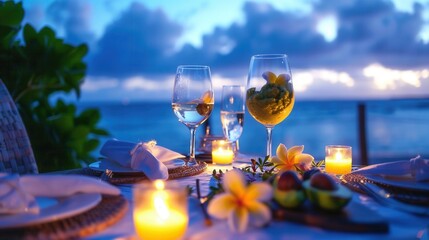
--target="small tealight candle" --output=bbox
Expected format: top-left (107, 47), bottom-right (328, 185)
top-left (212, 140), bottom-right (234, 165)
top-left (133, 180), bottom-right (188, 240)
top-left (325, 145), bottom-right (352, 175)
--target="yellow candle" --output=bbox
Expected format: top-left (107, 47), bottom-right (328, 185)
top-left (133, 180), bottom-right (188, 240)
top-left (212, 140), bottom-right (234, 165)
top-left (325, 145), bottom-right (352, 175)
top-left (134, 209), bottom-right (188, 240)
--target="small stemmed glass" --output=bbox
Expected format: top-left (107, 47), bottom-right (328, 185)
top-left (220, 85), bottom-right (245, 152)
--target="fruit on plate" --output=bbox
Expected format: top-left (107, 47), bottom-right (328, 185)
top-left (273, 171), bottom-right (306, 208)
top-left (303, 172), bottom-right (352, 211)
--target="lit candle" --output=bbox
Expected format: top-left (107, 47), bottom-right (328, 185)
top-left (325, 145), bottom-right (352, 175)
top-left (212, 140), bottom-right (234, 165)
top-left (133, 180), bottom-right (188, 240)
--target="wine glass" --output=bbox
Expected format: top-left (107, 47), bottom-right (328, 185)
top-left (246, 54), bottom-right (294, 157)
top-left (220, 85), bottom-right (245, 152)
top-left (172, 65), bottom-right (214, 165)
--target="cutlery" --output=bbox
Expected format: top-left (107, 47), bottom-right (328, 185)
top-left (100, 169), bottom-right (114, 182)
top-left (357, 181), bottom-right (429, 216)
top-left (196, 179), bottom-right (212, 226)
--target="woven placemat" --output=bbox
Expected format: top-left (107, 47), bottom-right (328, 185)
top-left (342, 173), bottom-right (429, 206)
top-left (0, 195), bottom-right (128, 240)
top-left (63, 160), bottom-right (208, 184)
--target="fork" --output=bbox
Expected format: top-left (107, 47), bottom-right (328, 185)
top-left (356, 180), bottom-right (429, 216)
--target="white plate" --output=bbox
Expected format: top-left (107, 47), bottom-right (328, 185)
top-left (0, 193), bottom-right (101, 229)
top-left (355, 161), bottom-right (429, 192)
top-left (89, 158), bottom-right (185, 173)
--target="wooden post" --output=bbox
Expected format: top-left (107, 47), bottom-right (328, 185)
top-left (358, 103), bottom-right (369, 166)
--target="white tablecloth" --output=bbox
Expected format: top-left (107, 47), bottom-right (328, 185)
top-left (88, 159), bottom-right (429, 240)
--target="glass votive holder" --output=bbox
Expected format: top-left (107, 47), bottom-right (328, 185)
top-left (133, 180), bottom-right (188, 240)
top-left (325, 145), bottom-right (352, 175)
top-left (211, 140), bottom-right (234, 165)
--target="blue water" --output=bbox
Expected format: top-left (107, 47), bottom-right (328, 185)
top-left (78, 98), bottom-right (429, 165)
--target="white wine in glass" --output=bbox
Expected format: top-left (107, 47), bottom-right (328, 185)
top-left (246, 54), bottom-right (294, 157)
top-left (172, 65), bottom-right (214, 165)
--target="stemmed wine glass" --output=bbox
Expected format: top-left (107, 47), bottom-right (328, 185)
top-left (220, 85), bottom-right (245, 152)
top-left (172, 65), bottom-right (214, 165)
top-left (246, 54), bottom-right (294, 157)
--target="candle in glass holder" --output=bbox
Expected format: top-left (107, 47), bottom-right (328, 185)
top-left (133, 180), bottom-right (188, 240)
top-left (212, 140), bottom-right (234, 165)
top-left (325, 145), bottom-right (352, 175)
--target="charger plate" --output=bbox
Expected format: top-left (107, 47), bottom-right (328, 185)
top-left (0, 195), bottom-right (128, 240)
top-left (84, 160), bottom-right (207, 184)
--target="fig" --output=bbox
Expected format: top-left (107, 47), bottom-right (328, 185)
top-left (273, 171), bottom-right (305, 208)
top-left (310, 172), bottom-right (338, 191)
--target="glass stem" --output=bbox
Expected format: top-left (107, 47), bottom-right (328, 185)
top-left (189, 127), bottom-right (197, 164)
top-left (266, 127), bottom-right (273, 157)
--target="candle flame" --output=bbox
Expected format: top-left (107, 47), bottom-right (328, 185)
top-left (335, 152), bottom-right (343, 161)
top-left (154, 180), bottom-right (165, 190)
top-left (153, 190), bottom-right (170, 220)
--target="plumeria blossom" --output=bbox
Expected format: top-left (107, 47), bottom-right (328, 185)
top-left (271, 144), bottom-right (314, 172)
top-left (207, 169), bottom-right (273, 233)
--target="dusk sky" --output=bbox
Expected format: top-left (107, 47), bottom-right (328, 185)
top-left (23, 0), bottom-right (429, 102)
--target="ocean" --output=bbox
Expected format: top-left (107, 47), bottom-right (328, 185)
top-left (78, 98), bottom-right (429, 165)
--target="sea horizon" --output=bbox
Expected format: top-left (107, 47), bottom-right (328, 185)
top-left (77, 97), bottom-right (429, 166)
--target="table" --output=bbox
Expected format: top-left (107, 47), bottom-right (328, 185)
top-left (85, 158), bottom-right (429, 240)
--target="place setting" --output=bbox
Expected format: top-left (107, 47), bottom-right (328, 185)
top-left (88, 139), bottom-right (208, 184)
top-left (342, 155), bottom-right (429, 207)
top-left (0, 173), bottom-right (127, 239)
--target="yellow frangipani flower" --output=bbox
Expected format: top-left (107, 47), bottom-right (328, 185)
top-left (271, 144), bottom-right (314, 171)
top-left (207, 170), bottom-right (273, 233)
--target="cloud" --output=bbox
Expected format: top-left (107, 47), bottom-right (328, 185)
top-left (172, 0), bottom-right (429, 86)
top-left (81, 77), bottom-right (119, 91)
top-left (63, 0), bottom-right (429, 100)
top-left (87, 0), bottom-right (429, 77)
top-left (46, 0), bottom-right (95, 45)
top-left (363, 63), bottom-right (428, 90)
top-left (88, 2), bottom-right (183, 78)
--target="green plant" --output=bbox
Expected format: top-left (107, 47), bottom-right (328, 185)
top-left (0, 1), bottom-right (109, 172)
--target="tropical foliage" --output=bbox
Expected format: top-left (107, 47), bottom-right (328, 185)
top-left (0, 1), bottom-right (109, 172)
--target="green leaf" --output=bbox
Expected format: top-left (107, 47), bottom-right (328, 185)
top-left (91, 128), bottom-right (110, 136)
top-left (0, 1), bottom-right (24, 27)
top-left (83, 139), bottom-right (100, 152)
top-left (70, 126), bottom-right (90, 140)
top-left (23, 24), bottom-right (37, 44)
top-left (76, 108), bottom-right (101, 126)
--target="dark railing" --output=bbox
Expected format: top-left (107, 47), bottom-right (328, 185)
top-left (358, 103), bottom-right (369, 166)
